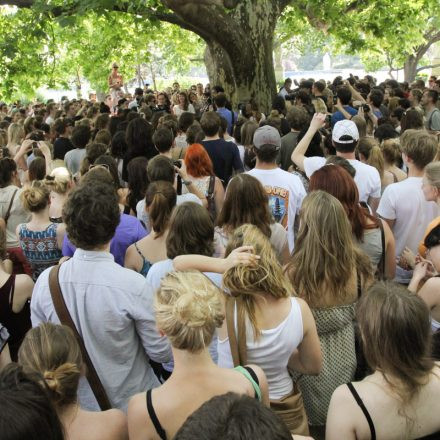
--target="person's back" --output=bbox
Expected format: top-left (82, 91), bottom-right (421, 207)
top-left (125, 181), bottom-right (176, 277)
top-left (64, 124), bottom-right (90, 175)
top-left (17, 182), bottom-right (64, 281)
top-left (30, 181), bottom-right (171, 411)
top-left (286, 191), bottom-right (373, 431)
top-left (246, 125), bottom-right (306, 252)
top-left (378, 130), bottom-right (439, 281)
top-left (19, 323), bottom-right (128, 440)
top-left (128, 271), bottom-right (268, 440)
top-left (326, 282), bottom-right (440, 440)
top-left (200, 111), bottom-right (243, 186)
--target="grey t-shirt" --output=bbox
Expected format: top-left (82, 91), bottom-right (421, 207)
top-left (64, 148), bottom-right (87, 175)
top-left (277, 131), bottom-right (299, 171)
top-left (426, 108), bottom-right (440, 131)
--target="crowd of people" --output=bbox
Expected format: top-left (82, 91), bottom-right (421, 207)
top-left (0, 71), bottom-right (440, 439)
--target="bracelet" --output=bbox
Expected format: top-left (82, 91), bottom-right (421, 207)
top-left (182, 180), bottom-right (192, 186)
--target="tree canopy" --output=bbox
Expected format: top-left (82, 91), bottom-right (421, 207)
top-left (0, 0), bottom-right (438, 103)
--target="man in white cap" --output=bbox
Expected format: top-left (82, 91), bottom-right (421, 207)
top-left (247, 125), bottom-right (306, 253)
top-left (108, 62), bottom-right (123, 113)
top-left (292, 113), bottom-right (381, 213)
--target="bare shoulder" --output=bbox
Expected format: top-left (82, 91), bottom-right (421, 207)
top-left (101, 409), bottom-right (128, 440)
top-left (15, 274), bottom-right (34, 292)
top-left (422, 276), bottom-right (440, 289)
top-left (128, 392), bottom-right (157, 439)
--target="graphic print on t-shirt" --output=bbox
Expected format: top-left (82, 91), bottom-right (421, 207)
top-left (263, 185), bottom-right (289, 228)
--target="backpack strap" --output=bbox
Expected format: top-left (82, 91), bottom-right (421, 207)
top-left (48, 265), bottom-right (112, 410)
top-left (4, 189), bottom-right (18, 225)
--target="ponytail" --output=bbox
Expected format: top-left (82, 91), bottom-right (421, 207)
top-left (367, 145), bottom-right (384, 179)
top-left (145, 181), bottom-right (177, 237)
top-left (358, 138), bottom-right (384, 179)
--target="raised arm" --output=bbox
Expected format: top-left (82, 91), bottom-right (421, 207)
top-left (291, 113), bottom-right (326, 171)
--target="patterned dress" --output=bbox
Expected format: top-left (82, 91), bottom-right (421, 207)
top-left (18, 223), bottom-right (63, 281)
top-left (291, 303), bottom-right (357, 426)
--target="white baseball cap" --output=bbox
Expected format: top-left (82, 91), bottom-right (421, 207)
top-left (332, 120), bottom-right (359, 144)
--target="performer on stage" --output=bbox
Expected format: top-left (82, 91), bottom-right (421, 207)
top-left (108, 62), bottom-right (123, 113)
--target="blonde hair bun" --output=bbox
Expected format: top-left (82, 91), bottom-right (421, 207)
top-left (20, 181), bottom-right (50, 212)
top-left (156, 271), bottom-right (224, 352)
top-left (43, 363), bottom-right (80, 396)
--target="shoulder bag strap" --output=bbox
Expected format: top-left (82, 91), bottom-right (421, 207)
top-left (378, 219), bottom-right (386, 280)
top-left (4, 189), bottom-right (18, 225)
top-left (356, 269), bottom-right (362, 299)
top-left (236, 298), bottom-right (248, 365)
top-left (226, 296), bottom-right (241, 367)
top-left (208, 175), bottom-right (215, 198)
top-left (48, 265), bottom-right (112, 410)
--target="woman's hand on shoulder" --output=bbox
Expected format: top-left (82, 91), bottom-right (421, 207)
top-left (221, 246), bottom-right (260, 273)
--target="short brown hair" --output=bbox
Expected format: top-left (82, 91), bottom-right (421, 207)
top-left (401, 129), bottom-right (438, 170)
top-left (166, 202), bottom-right (214, 259)
top-left (200, 112), bottom-right (221, 137)
top-left (63, 180), bottom-right (119, 250)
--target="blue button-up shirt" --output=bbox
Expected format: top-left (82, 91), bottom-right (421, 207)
top-left (31, 249), bottom-right (172, 411)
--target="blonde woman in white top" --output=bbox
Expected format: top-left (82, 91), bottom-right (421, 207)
top-left (174, 224), bottom-right (322, 435)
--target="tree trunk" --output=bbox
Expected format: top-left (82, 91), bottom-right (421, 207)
top-left (165, 0), bottom-right (286, 113)
top-left (404, 55), bottom-right (418, 83)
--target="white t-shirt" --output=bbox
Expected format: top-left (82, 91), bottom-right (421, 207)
top-left (377, 176), bottom-right (439, 257)
top-left (246, 168), bottom-right (306, 252)
top-left (303, 156), bottom-right (381, 203)
top-left (173, 104), bottom-right (195, 118)
top-left (136, 193), bottom-right (201, 232)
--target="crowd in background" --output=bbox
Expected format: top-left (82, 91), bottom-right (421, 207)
top-left (0, 72), bottom-right (439, 440)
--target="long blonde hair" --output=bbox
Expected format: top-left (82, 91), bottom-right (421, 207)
top-left (223, 224), bottom-right (293, 338)
top-left (286, 191), bottom-right (372, 308)
top-left (7, 123), bottom-right (24, 147)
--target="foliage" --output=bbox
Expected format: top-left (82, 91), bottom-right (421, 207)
top-left (0, 3), bottom-right (204, 100)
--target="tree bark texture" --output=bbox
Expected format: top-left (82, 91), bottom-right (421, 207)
top-left (165, 0), bottom-right (288, 112)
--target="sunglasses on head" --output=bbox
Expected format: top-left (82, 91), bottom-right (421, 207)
top-left (89, 164), bottom-right (110, 172)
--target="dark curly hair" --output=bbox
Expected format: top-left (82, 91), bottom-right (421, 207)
top-left (63, 180), bottom-right (119, 250)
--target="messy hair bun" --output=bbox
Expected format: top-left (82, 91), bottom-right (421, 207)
top-left (18, 323), bottom-right (83, 407)
top-left (44, 167), bottom-right (72, 195)
top-left (20, 180), bottom-right (50, 212)
top-left (155, 271), bottom-right (224, 352)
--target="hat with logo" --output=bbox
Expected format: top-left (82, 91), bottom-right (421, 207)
top-left (253, 125), bottom-right (281, 150)
top-left (332, 120), bottom-right (359, 144)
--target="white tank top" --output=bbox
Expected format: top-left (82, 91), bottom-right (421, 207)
top-left (217, 297), bottom-right (304, 400)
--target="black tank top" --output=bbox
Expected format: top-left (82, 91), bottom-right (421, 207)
top-left (0, 275), bottom-right (31, 361)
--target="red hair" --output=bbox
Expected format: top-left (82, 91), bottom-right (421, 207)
top-left (184, 143), bottom-right (214, 178)
top-left (309, 164), bottom-right (377, 240)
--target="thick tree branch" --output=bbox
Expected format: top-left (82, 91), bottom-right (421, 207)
top-left (0, 0), bottom-right (33, 5)
top-left (416, 63), bottom-right (440, 73)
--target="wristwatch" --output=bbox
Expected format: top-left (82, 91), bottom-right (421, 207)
top-left (182, 180), bottom-right (192, 186)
